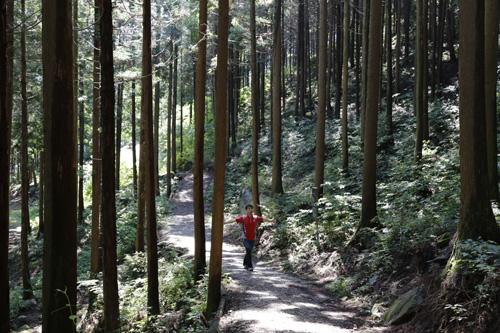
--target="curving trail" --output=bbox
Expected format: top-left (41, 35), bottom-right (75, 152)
top-left (163, 173), bottom-right (387, 333)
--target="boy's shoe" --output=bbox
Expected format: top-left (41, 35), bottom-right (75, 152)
top-left (243, 265), bottom-right (248, 269)
top-left (247, 267), bottom-right (254, 271)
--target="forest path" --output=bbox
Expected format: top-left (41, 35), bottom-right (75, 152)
top-left (163, 173), bottom-right (383, 333)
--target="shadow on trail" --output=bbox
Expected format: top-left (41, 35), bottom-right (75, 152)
top-left (164, 173), bottom-right (369, 332)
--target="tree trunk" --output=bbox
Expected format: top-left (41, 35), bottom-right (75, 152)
top-left (484, 0), bottom-right (499, 202)
top-left (173, 44), bottom-right (178, 174)
top-left (154, 81), bottom-right (160, 196)
top-left (335, 3), bottom-right (342, 120)
top-left (403, 0), bottom-right (411, 59)
top-left (115, 82), bottom-right (123, 192)
top-left (315, 0), bottom-right (327, 196)
top-left (250, 0), bottom-right (261, 216)
top-left (296, 0), bottom-right (305, 117)
top-left (455, 0), bottom-right (500, 244)
top-left (167, 54), bottom-right (173, 197)
top-left (386, 0), bottom-right (393, 135)
top-left (395, 0), bottom-right (401, 95)
top-left (78, 74), bottom-right (85, 224)
top-left (21, 0), bottom-right (33, 299)
top-left (101, 0), bottom-right (120, 329)
top-left (414, 0), bottom-right (427, 161)
top-left (359, 0), bottom-right (383, 230)
top-left (206, 0), bottom-right (229, 318)
top-left (272, 0), bottom-right (284, 195)
top-left (342, 0), bottom-right (349, 171)
top-left (360, 0), bottom-right (370, 142)
top-left (132, 81), bottom-right (138, 197)
top-left (38, 151), bottom-right (44, 238)
top-left (41, 0), bottom-right (77, 330)
top-left (142, 0), bottom-right (160, 315)
top-left (194, 0), bottom-right (207, 281)
top-left (0, 1), bottom-right (10, 330)
top-left (91, 0), bottom-right (102, 273)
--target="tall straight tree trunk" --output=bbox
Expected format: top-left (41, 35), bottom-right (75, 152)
top-left (436, 0), bottom-right (447, 90)
top-left (20, 0), bottom-right (33, 300)
top-left (136, 84), bottom-right (146, 252)
top-left (386, 0), bottom-right (393, 135)
top-left (454, 0), bottom-right (500, 244)
top-left (173, 44), bottom-right (178, 174)
top-left (272, 0), bottom-right (284, 195)
top-left (315, 0), bottom-right (327, 196)
top-left (342, 0), bottom-right (349, 171)
top-left (296, 0), bottom-right (305, 117)
top-left (206, 0), bottom-right (229, 318)
top-left (485, 0), bottom-right (499, 202)
top-left (115, 82), bottom-right (123, 191)
top-left (167, 56), bottom-right (173, 197)
top-left (0, 0), bottom-right (10, 330)
top-left (73, 0), bottom-right (79, 225)
top-left (358, 0), bottom-right (383, 230)
top-left (142, 0), bottom-right (160, 315)
top-left (132, 81), bottom-right (138, 196)
top-left (38, 151), bottom-right (44, 238)
top-left (91, 0), bottom-right (102, 273)
top-left (154, 81), bottom-right (160, 196)
top-left (41, 0), bottom-right (77, 330)
top-left (250, 0), bottom-right (261, 216)
top-left (355, 0), bottom-right (361, 121)
top-left (360, 0), bottom-right (370, 142)
top-left (403, 0), bottom-right (411, 59)
top-left (395, 0), bottom-right (401, 95)
top-left (415, 0), bottom-right (428, 161)
top-left (446, 3), bottom-right (456, 63)
top-left (335, 3), bottom-right (343, 120)
top-left (194, 0), bottom-right (208, 282)
top-left (78, 74), bottom-right (85, 224)
top-left (101, 0), bottom-right (120, 329)
top-left (180, 84), bottom-right (183, 156)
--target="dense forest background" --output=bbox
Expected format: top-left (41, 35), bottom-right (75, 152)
top-left (2, 0), bottom-right (500, 332)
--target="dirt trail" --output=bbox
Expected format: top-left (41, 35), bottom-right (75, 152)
top-left (163, 173), bottom-right (387, 333)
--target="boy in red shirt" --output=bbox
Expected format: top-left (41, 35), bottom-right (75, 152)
top-left (224, 204), bottom-right (277, 271)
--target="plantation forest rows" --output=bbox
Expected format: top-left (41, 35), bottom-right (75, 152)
top-left (1, 0), bottom-right (500, 332)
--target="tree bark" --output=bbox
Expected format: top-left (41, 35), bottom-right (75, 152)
top-left (132, 81), bottom-right (138, 197)
top-left (41, 0), bottom-right (77, 330)
top-left (91, 0), bottom-right (102, 273)
top-left (272, 0), bottom-right (284, 195)
top-left (101, 0), bottom-right (120, 329)
top-left (484, 0), bottom-right (499, 202)
top-left (414, 0), bottom-right (427, 161)
top-left (250, 0), bottom-right (261, 216)
top-left (206, 0), bottom-right (229, 318)
top-left (0, 0), bottom-right (10, 330)
top-left (173, 44), bottom-right (178, 174)
top-left (342, 0), bottom-right (349, 171)
top-left (194, 0), bottom-right (207, 281)
top-left (359, 0), bottom-right (383, 229)
top-left (395, 0), bottom-right (401, 95)
top-left (154, 81), bottom-right (160, 196)
top-left (454, 0), bottom-right (500, 244)
top-left (21, 0), bottom-right (33, 299)
top-left (360, 0), bottom-right (370, 142)
top-left (115, 82), bottom-right (123, 192)
top-left (315, 0), bottom-right (327, 196)
top-left (142, 0), bottom-right (160, 315)
top-left (385, 0), bottom-right (393, 135)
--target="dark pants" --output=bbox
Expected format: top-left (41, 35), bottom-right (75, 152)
top-left (242, 239), bottom-right (255, 268)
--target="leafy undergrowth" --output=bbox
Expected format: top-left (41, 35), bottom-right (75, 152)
top-left (9, 176), bottom-right (210, 332)
top-left (223, 88), bottom-right (500, 332)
